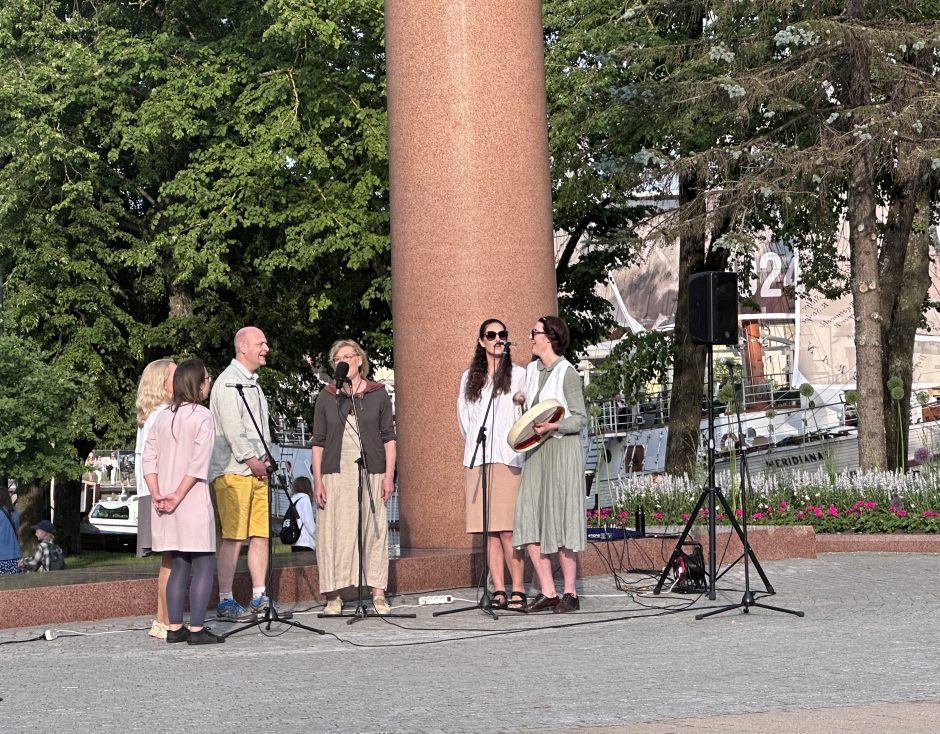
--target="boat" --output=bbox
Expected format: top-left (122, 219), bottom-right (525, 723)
top-left (581, 226), bottom-right (940, 511)
top-left (85, 496), bottom-right (139, 536)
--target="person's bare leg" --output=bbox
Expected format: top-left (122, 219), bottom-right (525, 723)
top-left (558, 547), bottom-right (578, 595)
top-left (501, 532), bottom-right (525, 593)
top-left (246, 535), bottom-right (268, 588)
top-left (216, 538), bottom-right (242, 594)
top-left (526, 543), bottom-right (556, 597)
top-left (156, 552), bottom-right (172, 625)
top-left (487, 532), bottom-right (506, 592)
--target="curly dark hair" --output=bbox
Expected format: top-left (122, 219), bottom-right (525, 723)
top-left (539, 315), bottom-right (570, 355)
top-left (464, 319), bottom-right (513, 403)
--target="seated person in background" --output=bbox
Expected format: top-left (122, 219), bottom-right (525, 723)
top-left (290, 476), bottom-right (317, 553)
top-left (19, 520), bottom-right (64, 572)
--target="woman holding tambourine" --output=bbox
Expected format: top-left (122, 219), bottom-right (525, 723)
top-left (457, 319), bottom-right (528, 611)
top-left (511, 315), bottom-right (588, 614)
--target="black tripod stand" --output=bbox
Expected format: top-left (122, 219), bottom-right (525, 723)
top-left (653, 347), bottom-right (801, 619)
top-left (695, 361), bottom-right (803, 619)
top-left (223, 384), bottom-right (326, 638)
top-left (435, 345), bottom-right (514, 620)
top-left (319, 379), bottom-right (414, 624)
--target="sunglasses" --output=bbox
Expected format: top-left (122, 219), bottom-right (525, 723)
top-left (482, 330), bottom-right (509, 341)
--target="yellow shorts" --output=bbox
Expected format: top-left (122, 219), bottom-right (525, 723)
top-left (212, 474), bottom-right (269, 541)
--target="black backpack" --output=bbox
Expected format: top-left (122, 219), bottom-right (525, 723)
top-left (47, 542), bottom-right (65, 571)
top-left (279, 498), bottom-right (302, 545)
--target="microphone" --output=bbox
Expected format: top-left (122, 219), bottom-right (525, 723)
top-left (496, 341), bottom-right (519, 347)
top-left (225, 382), bottom-right (259, 389)
top-left (333, 360), bottom-right (350, 389)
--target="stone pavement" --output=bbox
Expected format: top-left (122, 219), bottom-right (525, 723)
top-left (1, 552), bottom-right (937, 733)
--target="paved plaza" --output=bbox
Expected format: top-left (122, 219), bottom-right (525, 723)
top-left (1, 552), bottom-right (938, 733)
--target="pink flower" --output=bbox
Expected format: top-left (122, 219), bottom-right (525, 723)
top-left (681, 513), bottom-right (690, 521)
top-left (897, 510), bottom-right (908, 518)
top-left (865, 501), bottom-right (876, 510)
top-left (828, 504), bottom-right (838, 517)
top-left (752, 512), bottom-right (764, 520)
top-left (654, 512), bottom-right (664, 520)
top-left (814, 508), bottom-right (823, 518)
top-left (796, 511), bottom-right (805, 520)
top-left (618, 511), bottom-right (628, 519)
top-left (735, 508), bottom-right (743, 517)
top-left (778, 501), bottom-right (788, 512)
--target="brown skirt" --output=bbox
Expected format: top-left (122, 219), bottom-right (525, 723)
top-left (465, 464), bottom-right (521, 533)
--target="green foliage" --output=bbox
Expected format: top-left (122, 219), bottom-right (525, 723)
top-left (544, 0), bottom-right (657, 353)
top-left (0, 335), bottom-right (79, 480)
top-left (0, 0), bottom-right (390, 460)
top-left (587, 331), bottom-right (675, 404)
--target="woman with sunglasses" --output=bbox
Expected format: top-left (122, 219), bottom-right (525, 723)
top-left (457, 319), bottom-right (527, 610)
top-left (514, 315), bottom-right (588, 614)
top-left (142, 358), bottom-right (223, 644)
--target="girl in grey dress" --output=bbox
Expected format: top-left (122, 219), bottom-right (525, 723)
top-left (513, 316), bottom-right (587, 614)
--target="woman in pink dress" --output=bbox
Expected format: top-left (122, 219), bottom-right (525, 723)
top-left (143, 358), bottom-right (222, 645)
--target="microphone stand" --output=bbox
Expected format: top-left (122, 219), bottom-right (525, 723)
top-left (223, 384), bottom-right (326, 639)
top-left (435, 344), bottom-right (514, 619)
top-left (321, 376), bottom-right (415, 624)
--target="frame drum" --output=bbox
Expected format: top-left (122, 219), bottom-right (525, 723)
top-left (507, 399), bottom-right (565, 452)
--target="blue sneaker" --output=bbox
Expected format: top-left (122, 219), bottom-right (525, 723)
top-left (216, 598), bottom-right (255, 622)
top-left (249, 595), bottom-right (293, 620)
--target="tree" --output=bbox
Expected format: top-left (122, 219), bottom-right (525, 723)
top-left (545, 0), bottom-right (940, 472)
top-left (543, 0), bottom-right (656, 354)
top-left (0, 0), bottom-right (392, 481)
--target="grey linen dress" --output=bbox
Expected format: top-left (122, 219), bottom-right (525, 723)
top-left (513, 359), bottom-right (588, 553)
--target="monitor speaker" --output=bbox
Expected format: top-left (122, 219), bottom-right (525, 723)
top-left (688, 271), bottom-right (738, 346)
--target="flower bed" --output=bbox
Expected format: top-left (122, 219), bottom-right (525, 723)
top-left (590, 468), bottom-right (940, 534)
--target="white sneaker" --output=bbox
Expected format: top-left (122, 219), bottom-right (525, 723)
top-left (372, 596), bottom-right (391, 615)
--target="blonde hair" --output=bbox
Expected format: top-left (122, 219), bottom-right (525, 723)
top-left (328, 339), bottom-right (370, 379)
top-left (135, 359), bottom-right (175, 426)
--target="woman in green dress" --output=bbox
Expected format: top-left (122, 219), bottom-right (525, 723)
top-left (513, 315), bottom-right (588, 614)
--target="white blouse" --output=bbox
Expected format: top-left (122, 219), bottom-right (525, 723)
top-left (456, 364), bottom-right (526, 468)
top-left (134, 404), bottom-right (168, 497)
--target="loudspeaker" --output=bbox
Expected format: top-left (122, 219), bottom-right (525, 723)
top-left (688, 271), bottom-right (739, 345)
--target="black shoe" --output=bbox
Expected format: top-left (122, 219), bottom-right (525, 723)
top-left (166, 627), bottom-right (190, 644)
top-left (553, 593), bottom-right (580, 614)
top-left (187, 627), bottom-right (226, 645)
top-left (524, 593), bottom-right (559, 613)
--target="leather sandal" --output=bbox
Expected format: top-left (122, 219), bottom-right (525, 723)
top-left (506, 591), bottom-right (527, 611)
top-left (487, 590), bottom-right (508, 610)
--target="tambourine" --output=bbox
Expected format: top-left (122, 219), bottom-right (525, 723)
top-left (507, 399), bottom-right (565, 452)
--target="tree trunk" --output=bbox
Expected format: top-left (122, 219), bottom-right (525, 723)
top-left (665, 172), bottom-right (707, 475)
top-left (881, 180), bottom-right (932, 470)
top-left (846, 0), bottom-right (886, 469)
top-left (53, 479), bottom-right (83, 554)
top-left (15, 479), bottom-right (47, 551)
